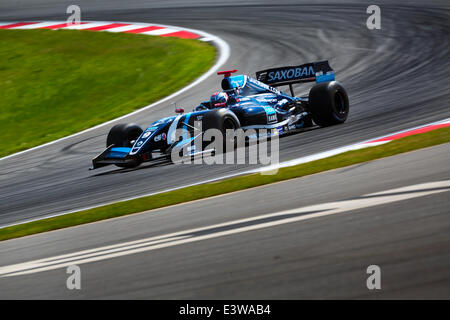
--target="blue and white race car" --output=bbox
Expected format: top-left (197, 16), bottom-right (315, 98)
top-left (90, 61), bottom-right (349, 169)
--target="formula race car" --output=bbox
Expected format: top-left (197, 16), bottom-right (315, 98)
top-left (90, 61), bottom-right (349, 169)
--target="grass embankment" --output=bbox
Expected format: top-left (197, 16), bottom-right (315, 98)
top-left (0, 29), bottom-right (215, 157)
top-left (1, 126), bottom-right (449, 241)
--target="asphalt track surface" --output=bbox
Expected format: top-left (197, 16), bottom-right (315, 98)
top-left (0, 0), bottom-right (449, 226)
top-left (1, 143), bottom-right (449, 299)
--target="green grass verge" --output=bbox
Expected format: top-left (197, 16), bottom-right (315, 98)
top-left (1, 126), bottom-right (449, 241)
top-left (0, 29), bottom-right (215, 157)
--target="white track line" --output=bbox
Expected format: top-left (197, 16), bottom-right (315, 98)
top-left (0, 21), bottom-right (230, 162)
top-left (1, 180), bottom-right (449, 277)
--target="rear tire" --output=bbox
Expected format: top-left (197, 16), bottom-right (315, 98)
top-left (106, 123), bottom-right (143, 168)
top-left (309, 81), bottom-right (349, 126)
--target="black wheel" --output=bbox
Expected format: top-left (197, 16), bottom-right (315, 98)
top-left (308, 81), bottom-right (349, 126)
top-left (106, 123), bottom-right (143, 168)
top-left (221, 115), bottom-right (240, 148)
top-left (201, 108), bottom-right (241, 152)
top-left (106, 123), bottom-right (143, 148)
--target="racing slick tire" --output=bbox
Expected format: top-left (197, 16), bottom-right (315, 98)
top-left (308, 81), bottom-right (349, 126)
top-left (106, 123), bottom-right (143, 168)
top-left (201, 108), bottom-right (241, 150)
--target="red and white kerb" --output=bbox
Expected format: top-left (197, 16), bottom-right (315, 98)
top-left (0, 21), bottom-right (205, 40)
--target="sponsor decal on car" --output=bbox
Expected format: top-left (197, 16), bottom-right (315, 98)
top-left (142, 132), bottom-right (152, 139)
top-left (263, 106), bottom-right (277, 124)
top-left (247, 77), bottom-right (280, 95)
top-left (267, 66), bottom-right (315, 82)
top-left (154, 133), bottom-right (167, 142)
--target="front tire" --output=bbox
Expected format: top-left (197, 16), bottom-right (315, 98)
top-left (106, 123), bottom-right (143, 168)
top-left (309, 81), bottom-right (349, 127)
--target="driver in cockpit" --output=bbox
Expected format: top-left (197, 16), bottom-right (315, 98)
top-left (209, 91), bottom-right (229, 108)
top-left (195, 90), bottom-right (238, 111)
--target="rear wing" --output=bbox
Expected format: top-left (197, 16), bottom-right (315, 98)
top-left (255, 61), bottom-right (335, 95)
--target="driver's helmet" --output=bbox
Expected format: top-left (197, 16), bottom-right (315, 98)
top-left (210, 91), bottom-right (229, 108)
